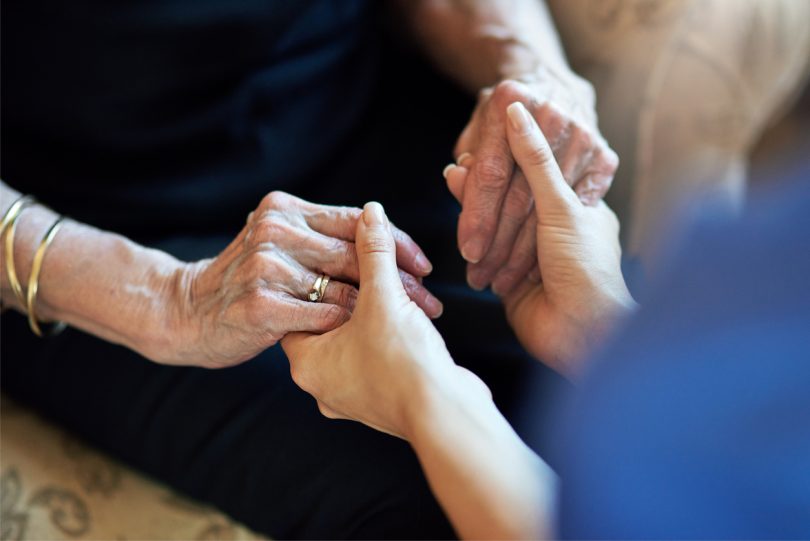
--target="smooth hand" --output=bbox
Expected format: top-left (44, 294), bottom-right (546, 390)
top-left (282, 202), bottom-right (490, 439)
top-left (167, 192), bottom-right (442, 368)
top-left (471, 102), bottom-right (634, 377)
top-left (452, 74), bottom-right (618, 297)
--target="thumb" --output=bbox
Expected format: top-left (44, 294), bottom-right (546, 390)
top-left (505, 102), bottom-right (580, 217)
top-left (280, 331), bottom-right (313, 365)
top-left (356, 202), bottom-right (408, 298)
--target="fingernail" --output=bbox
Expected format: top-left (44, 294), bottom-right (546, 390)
top-left (466, 269), bottom-right (486, 291)
top-left (461, 239), bottom-right (484, 264)
top-left (507, 102), bottom-right (532, 132)
top-left (491, 281), bottom-right (504, 297)
top-left (456, 152), bottom-right (472, 167)
top-left (442, 163), bottom-right (456, 179)
top-left (415, 252), bottom-right (433, 274)
top-left (426, 294), bottom-right (444, 318)
top-left (363, 202), bottom-right (385, 226)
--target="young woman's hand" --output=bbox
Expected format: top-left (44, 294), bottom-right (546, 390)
top-left (282, 202), bottom-right (490, 439)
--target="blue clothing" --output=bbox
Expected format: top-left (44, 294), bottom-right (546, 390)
top-left (559, 165), bottom-right (810, 539)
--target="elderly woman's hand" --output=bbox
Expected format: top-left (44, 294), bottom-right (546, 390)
top-left (282, 202), bottom-right (490, 439)
top-left (167, 192), bottom-right (441, 368)
top-left (449, 102), bottom-right (634, 377)
top-left (452, 74), bottom-right (619, 297)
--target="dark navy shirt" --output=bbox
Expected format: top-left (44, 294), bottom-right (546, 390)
top-left (1, 0), bottom-right (378, 236)
top-left (559, 164), bottom-right (810, 538)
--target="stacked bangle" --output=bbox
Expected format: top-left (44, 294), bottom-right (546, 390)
top-left (2, 195), bottom-right (35, 306)
top-left (1, 195), bottom-right (66, 337)
top-left (26, 217), bottom-right (67, 337)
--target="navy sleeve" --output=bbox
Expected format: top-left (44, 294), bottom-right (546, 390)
top-left (558, 171), bottom-right (810, 539)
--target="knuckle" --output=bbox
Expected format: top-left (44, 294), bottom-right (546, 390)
top-left (252, 216), bottom-right (289, 243)
top-left (525, 144), bottom-right (555, 170)
top-left (261, 190), bottom-right (291, 210)
top-left (492, 80), bottom-right (527, 103)
top-left (342, 206), bottom-right (362, 223)
top-left (337, 285), bottom-right (357, 308)
top-left (243, 250), bottom-right (276, 278)
top-left (319, 304), bottom-right (346, 330)
top-left (600, 146), bottom-right (620, 171)
top-left (572, 125), bottom-right (594, 149)
top-left (336, 239), bottom-right (357, 268)
top-left (360, 236), bottom-right (392, 256)
top-left (475, 155), bottom-right (512, 191)
top-left (243, 289), bottom-right (274, 327)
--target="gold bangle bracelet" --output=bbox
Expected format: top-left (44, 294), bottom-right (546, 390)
top-left (2, 195), bottom-right (35, 309)
top-left (26, 216), bottom-right (67, 337)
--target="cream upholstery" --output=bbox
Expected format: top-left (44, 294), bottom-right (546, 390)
top-left (549, 0), bottom-right (810, 266)
top-left (0, 396), bottom-right (264, 541)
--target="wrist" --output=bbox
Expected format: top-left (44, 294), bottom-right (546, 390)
top-left (402, 363), bottom-right (496, 444)
top-left (39, 221), bottom-right (188, 364)
top-left (567, 284), bottom-right (637, 375)
top-left (143, 260), bottom-right (207, 365)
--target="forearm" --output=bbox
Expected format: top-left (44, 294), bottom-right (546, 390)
top-left (395, 0), bottom-right (577, 93)
top-left (1, 182), bottom-right (186, 362)
top-left (406, 379), bottom-right (556, 539)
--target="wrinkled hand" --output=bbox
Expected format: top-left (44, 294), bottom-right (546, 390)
top-left (451, 73), bottom-right (619, 296)
top-left (169, 192), bottom-right (441, 368)
top-left (282, 202), bottom-right (490, 439)
top-left (491, 102), bottom-right (633, 377)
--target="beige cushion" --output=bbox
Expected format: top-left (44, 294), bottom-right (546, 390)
top-left (0, 395), bottom-right (265, 541)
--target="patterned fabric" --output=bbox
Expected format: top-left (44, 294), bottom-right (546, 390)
top-left (0, 396), bottom-right (264, 541)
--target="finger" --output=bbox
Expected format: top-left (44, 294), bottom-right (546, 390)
top-left (490, 212), bottom-right (538, 297)
top-left (466, 170), bottom-right (533, 290)
top-left (557, 127), bottom-right (595, 186)
top-left (302, 204), bottom-right (433, 276)
top-left (284, 298), bottom-right (352, 334)
top-left (292, 231), bottom-right (442, 318)
top-left (457, 121), bottom-right (514, 263)
top-left (399, 269), bottom-right (443, 319)
top-left (355, 202), bottom-right (410, 300)
top-left (533, 101), bottom-right (571, 159)
top-left (354, 204), bottom-right (441, 317)
top-left (505, 102), bottom-right (581, 218)
top-left (570, 131), bottom-right (618, 205)
top-left (443, 164), bottom-right (469, 203)
top-left (298, 271), bottom-right (358, 312)
top-left (573, 155), bottom-right (618, 205)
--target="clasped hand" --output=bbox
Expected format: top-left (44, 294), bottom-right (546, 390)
top-left (452, 74), bottom-right (619, 297)
top-left (283, 101), bottom-right (634, 439)
top-left (163, 192), bottom-right (442, 368)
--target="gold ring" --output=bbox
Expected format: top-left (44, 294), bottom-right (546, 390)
top-left (308, 274), bottom-right (330, 302)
